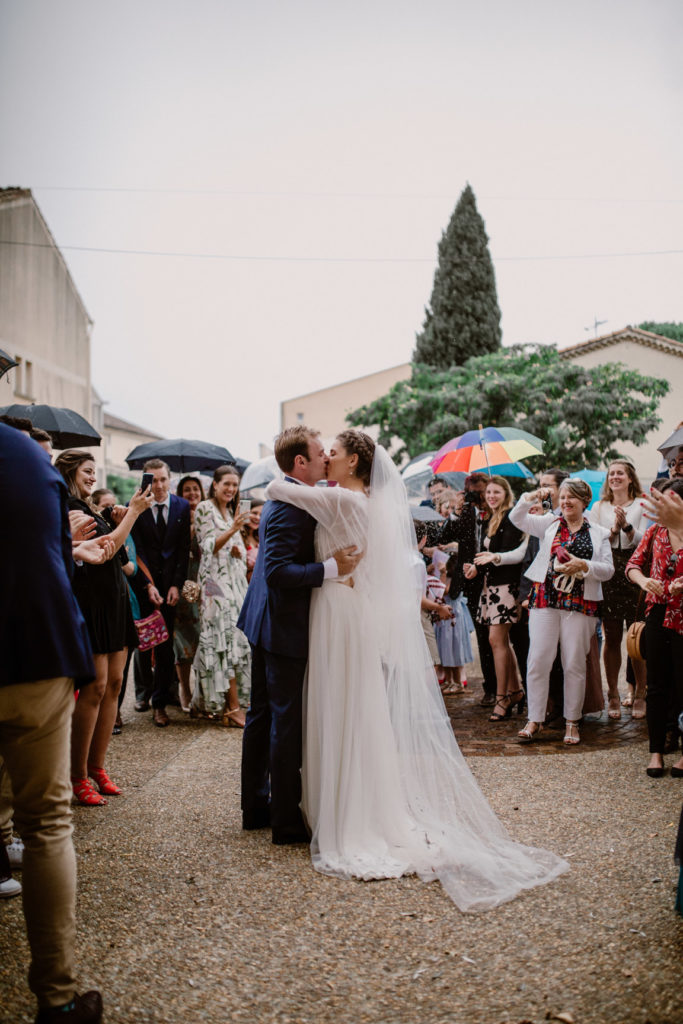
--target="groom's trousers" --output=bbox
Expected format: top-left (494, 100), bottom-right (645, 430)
top-left (241, 643), bottom-right (307, 838)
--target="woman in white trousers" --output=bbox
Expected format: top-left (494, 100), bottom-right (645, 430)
top-left (509, 478), bottom-right (614, 745)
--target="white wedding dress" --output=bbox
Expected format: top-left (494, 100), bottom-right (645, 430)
top-left (266, 447), bottom-right (568, 912)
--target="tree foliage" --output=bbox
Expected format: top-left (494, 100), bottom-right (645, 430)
top-left (637, 321), bottom-right (683, 344)
top-left (413, 184), bottom-right (502, 367)
top-left (347, 346), bottom-right (669, 471)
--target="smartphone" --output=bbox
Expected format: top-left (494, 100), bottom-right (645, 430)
top-left (140, 472), bottom-right (154, 492)
top-left (239, 499), bottom-right (252, 517)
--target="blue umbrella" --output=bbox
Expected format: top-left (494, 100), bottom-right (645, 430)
top-left (570, 469), bottom-right (606, 509)
top-left (488, 461), bottom-right (534, 479)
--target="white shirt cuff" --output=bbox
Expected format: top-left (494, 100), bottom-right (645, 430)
top-left (323, 557), bottom-right (339, 579)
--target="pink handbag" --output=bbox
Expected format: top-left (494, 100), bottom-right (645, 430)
top-left (134, 610), bottom-right (169, 652)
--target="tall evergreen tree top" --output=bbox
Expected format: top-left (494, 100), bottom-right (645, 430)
top-left (413, 184), bottom-right (502, 368)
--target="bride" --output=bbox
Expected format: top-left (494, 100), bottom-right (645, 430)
top-left (265, 429), bottom-right (568, 912)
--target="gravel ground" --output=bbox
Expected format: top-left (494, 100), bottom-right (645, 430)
top-left (2, 706), bottom-right (682, 1024)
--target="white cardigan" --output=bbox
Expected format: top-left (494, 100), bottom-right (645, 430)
top-left (509, 497), bottom-right (615, 602)
top-left (588, 497), bottom-right (647, 549)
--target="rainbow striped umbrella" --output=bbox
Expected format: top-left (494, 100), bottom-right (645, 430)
top-left (430, 425), bottom-right (544, 475)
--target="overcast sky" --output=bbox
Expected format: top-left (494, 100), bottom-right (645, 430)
top-left (1, 0), bottom-right (681, 460)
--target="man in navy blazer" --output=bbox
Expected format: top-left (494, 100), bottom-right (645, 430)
top-left (131, 459), bottom-right (191, 727)
top-left (0, 423), bottom-right (105, 1022)
top-left (239, 427), bottom-right (360, 845)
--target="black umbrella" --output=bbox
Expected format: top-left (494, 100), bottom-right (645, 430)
top-left (126, 438), bottom-right (247, 473)
top-left (0, 403), bottom-right (101, 447)
top-left (0, 349), bottom-right (19, 381)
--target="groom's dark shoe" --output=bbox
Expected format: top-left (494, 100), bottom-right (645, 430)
top-left (242, 808), bottom-right (270, 831)
top-left (272, 827), bottom-right (310, 846)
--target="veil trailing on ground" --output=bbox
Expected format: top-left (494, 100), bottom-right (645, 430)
top-left (363, 445), bottom-right (568, 911)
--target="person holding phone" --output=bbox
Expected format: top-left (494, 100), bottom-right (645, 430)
top-left (510, 479), bottom-right (614, 746)
top-left (54, 450), bottom-right (154, 803)
top-left (191, 465), bottom-right (252, 726)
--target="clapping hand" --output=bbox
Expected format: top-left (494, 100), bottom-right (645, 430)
top-left (73, 536), bottom-right (115, 564)
top-left (643, 488), bottom-right (683, 531)
top-left (68, 509), bottom-right (97, 542)
top-left (474, 552), bottom-right (496, 566)
top-left (613, 506), bottom-right (627, 532)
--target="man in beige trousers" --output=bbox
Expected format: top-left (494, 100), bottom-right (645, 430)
top-left (0, 422), bottom-right (103, 1024)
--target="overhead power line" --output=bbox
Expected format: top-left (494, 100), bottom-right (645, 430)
top-left (0, 237), bottom-right (681, 264)
top-left (26, 184), bottom-right (683, 204)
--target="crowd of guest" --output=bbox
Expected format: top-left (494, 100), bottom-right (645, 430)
top-left (420, 439), bottom-right (683, 764)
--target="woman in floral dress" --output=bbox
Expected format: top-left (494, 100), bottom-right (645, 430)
top-left (191, 466), bottom-right (251, 725)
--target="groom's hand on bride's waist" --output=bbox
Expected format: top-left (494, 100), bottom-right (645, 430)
top-left (332, 546), bottom-right (363, 576)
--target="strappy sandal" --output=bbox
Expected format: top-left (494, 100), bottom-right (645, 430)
top-left (88, 766), bottom-right (122, 796)
top-left (607, 696), bottom-right (621, 720)
top-left (489, 694), bottom-right (512, 722)
top-left (621, 692), bottom-right (634, 709)
top-left (71, 777), bottom-right (107, 807)
top-left (518, 721), bottom-right (543, 744)
top-left (632, 697), bottom-right (646, 720)
top-left (221, 706), bottom-right (246, 729)
top-left (507, 688), bottom-right (525, 715)
top-left (564, 721), bottom-right (581, 745)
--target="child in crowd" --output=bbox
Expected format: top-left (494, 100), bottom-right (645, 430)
top-left (434, 551), bottom-right (474, 695)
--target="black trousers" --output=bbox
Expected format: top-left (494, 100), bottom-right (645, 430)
top-left (645, 603), bottom-right (683, 754)
top-left (241, 643), bottom-right (307, 836)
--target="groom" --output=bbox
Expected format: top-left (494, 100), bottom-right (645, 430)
top-left (238, 426), bottom-right (361, 845)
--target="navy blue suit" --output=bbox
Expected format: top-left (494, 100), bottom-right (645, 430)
top-left (238, 485), bottom-right (324, 837)
top-left (0, 424), bottom-right (94, 688)
top-left (131, 493), bottom-right (191, 709)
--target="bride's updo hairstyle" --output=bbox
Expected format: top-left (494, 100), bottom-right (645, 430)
top-left (336, 429), bottom-right (375, 487)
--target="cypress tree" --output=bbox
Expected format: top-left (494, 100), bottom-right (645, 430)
top-left (413, 184), bottom-right (502, 367)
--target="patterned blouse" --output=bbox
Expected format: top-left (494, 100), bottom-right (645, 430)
top-left (529, 518), bottom-right (599, 617)
top-left (625, 525), bottom-right (683, 635)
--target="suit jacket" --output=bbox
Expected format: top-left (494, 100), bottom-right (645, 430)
top-left (237, 486), bottom-right (324, 659)
top-left (131, 493), bottom-right (191, 596)
top-left (510, 497), bottom-right (614, 601)
top-left (0, 424), bottom-right (94, 687)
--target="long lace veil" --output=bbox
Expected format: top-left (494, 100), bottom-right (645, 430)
top-left (363, 445), bottom-right (568, 911)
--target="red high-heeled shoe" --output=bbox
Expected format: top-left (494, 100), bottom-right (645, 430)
top-left (71, 777), bottom-right (107, 806)
top-left (87, 766), bottom-right (122, 796)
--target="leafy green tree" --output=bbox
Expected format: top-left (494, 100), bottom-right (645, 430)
top-left (107, 473), bottom-right (138, 503)
top-left (637, 321), bottom-right (683, 344)
top-left (413, 184), bottom-right (501, 367)
top-left (347, 346), bottom-right (669, 471)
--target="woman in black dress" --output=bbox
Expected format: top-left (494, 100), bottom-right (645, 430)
top-left (463, 477), bottom-right (528, 723)
top-left (56, 451), bottom-right (154, 805)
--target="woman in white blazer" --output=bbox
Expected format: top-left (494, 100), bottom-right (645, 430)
top-left (509, 478), bottom-right (614, 745)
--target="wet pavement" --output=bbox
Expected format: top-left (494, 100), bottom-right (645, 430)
top-left (444, 684), bottom-right (649, 757)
